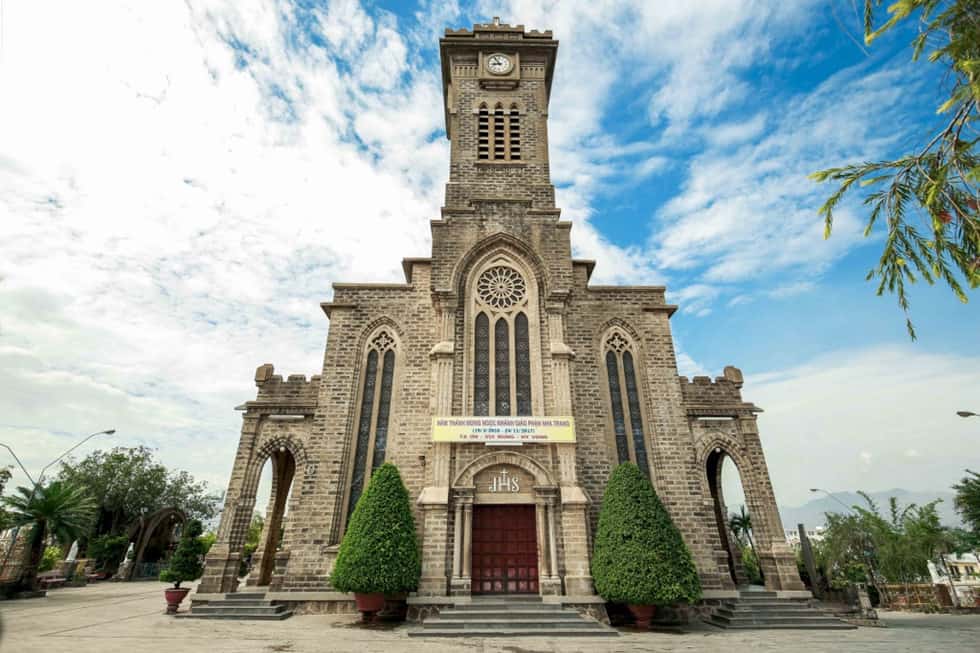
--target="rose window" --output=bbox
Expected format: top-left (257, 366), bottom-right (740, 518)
top-left (476, 266), bottom-right (526, 309)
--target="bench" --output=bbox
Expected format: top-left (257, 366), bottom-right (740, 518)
top-left (38, 576), bottom-right (67, 589)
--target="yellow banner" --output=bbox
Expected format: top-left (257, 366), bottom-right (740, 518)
top-left (431, 416), bottom-right (576, 444)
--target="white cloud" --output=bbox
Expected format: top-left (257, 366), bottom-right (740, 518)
top-left (704, 114), bottom-right (768, 147)
top-left (747, 345), bottom-right (980, 506)
top-left (0, 1), bottom-right (444, 491)
top-left (651, 61), bottom-right (922, 290)
top-left (668, 284), bottom-right (721, 316)
top-left (474, 1), bottom-right (820, 286)
top-left (768, 281), bottom-right (817, 298)
top-left (0, 1), bottom-right (970, 517)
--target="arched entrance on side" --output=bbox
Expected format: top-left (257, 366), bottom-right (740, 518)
top-left (245, 441), bottom-right (300, 588)
top-left (122, 507), bottom-right (186, 580)
top-left (705, 447), bottom-right (761, 588)
top-left (450, 451), bottom-right (561, 596)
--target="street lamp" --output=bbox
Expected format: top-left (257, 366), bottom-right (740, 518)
top-left (0, 428), bottom-right (116, 584)
top-left (810, 487), bottom-right (853, 513)
top-left (957, 411), bottom-right (978, 418)
top-left (810, 488), bottom-right (883, 595)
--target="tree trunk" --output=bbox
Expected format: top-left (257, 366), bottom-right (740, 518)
top-left (19, 521), bottom-right (46, 592)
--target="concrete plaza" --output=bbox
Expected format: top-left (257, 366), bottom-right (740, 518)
top-left (2, 581), bottom-right (979, 652)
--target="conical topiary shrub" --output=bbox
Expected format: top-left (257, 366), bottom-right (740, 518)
top-left (330, 463), bottom-right (420, 600)
top-left (159, 519), bottom-right (205, 614)
top-left (160, 519), bottom-right (205, 589)
top-left (592, 463), bottom-right (701, 625)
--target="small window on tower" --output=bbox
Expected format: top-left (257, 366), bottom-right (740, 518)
top-left (493, 104), bottom-right (506, 160)
top-left (509, 105), bottom-right (521, 161)
top-left (478, 103), bottom-right (524, 162)
top-left (478, 105), bottom-right (489, 160)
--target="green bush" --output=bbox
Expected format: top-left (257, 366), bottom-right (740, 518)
top-left (330, 463), bottom-right (420, 594)
top-left (739, 543), bottom-right (763, 585)
top-left (88, 534), bottom-right (130, 572)
top-left (159, 520), bottom-right (205, 588)
top-left (592, 463), bottom-right (702, 606)
top-left (199, 531), bottom-right (216, 556)
top-left (39, 545), bottom-right (62, 573)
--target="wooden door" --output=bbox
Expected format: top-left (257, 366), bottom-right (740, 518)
top-left (471, 505), bottom-right (538, 594)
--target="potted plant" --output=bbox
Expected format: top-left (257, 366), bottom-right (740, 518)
top-left (592, 463), bottom-right (702, 629)
top-left (330, 463), bottom-right (420, 622)
top-left (159, 519), bottom-right (205, 614)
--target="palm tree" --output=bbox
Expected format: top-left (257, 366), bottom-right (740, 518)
top-left (728, 506), bottom-right (762, 579)
top-left (2, 480), bottom-right (97, 591)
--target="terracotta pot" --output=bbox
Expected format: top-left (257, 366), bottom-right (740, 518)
top-left (164, 587), bottom-right (190, 615)
top-left (627, 603), bottom-right (656, 629)
top-left (354, 592), bottom-right (386, 622)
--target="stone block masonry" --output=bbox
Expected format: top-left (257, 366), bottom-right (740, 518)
top-left (197, 18), bottom-right (804, 612)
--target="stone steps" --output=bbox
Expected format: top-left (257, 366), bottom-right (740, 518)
top-left (178, 591), bottom-right (293, 621)
top-left (705, 591), bottom-right (854, 631)
top-left (409, 597), bottom-right (617, 638)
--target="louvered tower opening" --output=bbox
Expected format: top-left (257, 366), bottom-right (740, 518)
top-left (509, 105), bottom-right (521, 160)
top-left (477, 105), bottom-right (489, 160)
top-left (493, 104), bottom-right (506, 160)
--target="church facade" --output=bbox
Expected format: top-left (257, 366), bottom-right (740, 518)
top-left (198, 20), bottom-right (804, 609)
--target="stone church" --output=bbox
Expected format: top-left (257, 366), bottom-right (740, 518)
top-left (198, 20), bottom-right (804, 612)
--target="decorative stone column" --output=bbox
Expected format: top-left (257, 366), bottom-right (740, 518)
top-left (199, 413), bottom-right (261, 594)
top-left (547, 298), bottom-right (596, 596)
top-left (417, 294), bottom-right (457, 596)
top-left (449, 488), bottom-right (473, 595)
top-left (739, 416), bottom-right (805, 591)
top-left (547, 304), bottom-right (578, 487)
top-left (538, 490), bottom-right (562, 595)
top-left (462, 502), bottom-right (473, 580)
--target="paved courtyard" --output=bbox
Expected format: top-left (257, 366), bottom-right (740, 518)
top-left (2, 581), bottom-right (980, 652)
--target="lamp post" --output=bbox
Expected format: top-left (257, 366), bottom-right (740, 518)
top-left (810, 487), bottom-right (882, 598)
top-left (0, 429), bottom-right (116, 587)
top-left (809, 487), bottom-right (853, 513)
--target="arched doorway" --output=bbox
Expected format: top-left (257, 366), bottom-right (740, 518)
top-left (451, 452), bottom-right (561, 597)
top-left (706, 448), bottom-right (762, 588)
top-left (123, 508), bottom-right (185, 580)
top-left (248, 447), bottom-right (296, 587)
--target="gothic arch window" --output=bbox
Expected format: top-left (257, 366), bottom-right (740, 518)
top-left (477, 103), bottom-right (521, 161)
top-left (469, 260), bottom-right (538, 415)
top-left (603, 330), bottom-right (651, 478)
top-left (345, 329), bottom-right (398, 526)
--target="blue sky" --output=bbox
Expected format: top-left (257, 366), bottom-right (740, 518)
top-left (1, 1), bottom-right (977, 513)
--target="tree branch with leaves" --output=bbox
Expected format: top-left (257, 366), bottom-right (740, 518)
top-left (812, 0), bottom-right (979, 338)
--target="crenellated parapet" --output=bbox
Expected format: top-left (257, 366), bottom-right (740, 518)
top-left (249, 364), bottom-right (320, 413)
top-left (443, 18), bottom-right (554, 40)
top-left (678, 366), bottom-right (760, 418)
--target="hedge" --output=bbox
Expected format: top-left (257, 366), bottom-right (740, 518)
top-left (592, 462), bottom-right (702, 605)
top-left (330, 463), bottom-right (420, 594)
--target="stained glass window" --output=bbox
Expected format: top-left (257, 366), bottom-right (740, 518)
top-left (623, 352), bottom-right (650, 478)
top-left (494, 318), bottom-right (510, 415)
top-left (345, 331), bottom-right (398, 530)
top-left (474, 313), bottom-right (490, 415)
top-left (371, 349), bottom-right (395, 473)
top-left (606, 350), bottom-right (629, 465)
top-left (515, 312), bottom-right (531, 416)
top-left (347, 349), bottom-right (378, 523)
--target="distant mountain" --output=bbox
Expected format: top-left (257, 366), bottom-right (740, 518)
top-left (776, 489), bottom-right (962, 531)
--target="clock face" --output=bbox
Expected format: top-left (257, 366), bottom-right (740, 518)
top-left (486, 53), bottom-right (513, 75)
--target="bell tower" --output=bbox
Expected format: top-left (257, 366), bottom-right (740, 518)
top-left (439, 18), bottom-right (559, 210)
